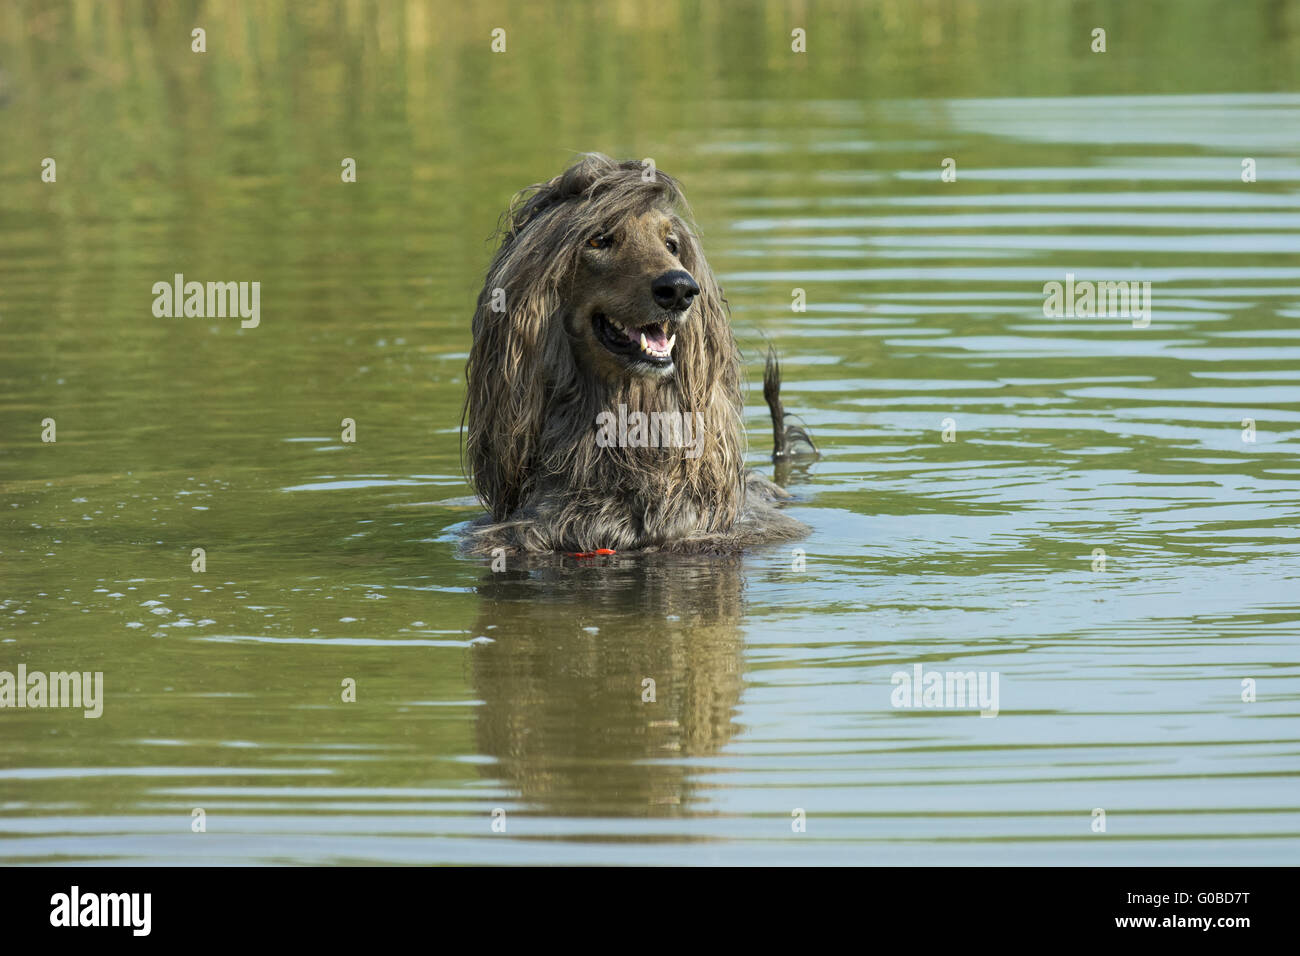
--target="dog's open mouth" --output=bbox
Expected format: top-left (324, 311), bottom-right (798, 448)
top-left (592, 312), bottom-right (676, 366)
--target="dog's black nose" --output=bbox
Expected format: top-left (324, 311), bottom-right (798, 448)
top-left (651, 270), bottom-right (700, 312)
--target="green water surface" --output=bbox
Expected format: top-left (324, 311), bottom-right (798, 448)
top-left (1, 0), bottom-right (1298, 864)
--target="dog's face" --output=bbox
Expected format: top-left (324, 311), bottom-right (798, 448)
top-left (565, 208), bottom-right (700, 381)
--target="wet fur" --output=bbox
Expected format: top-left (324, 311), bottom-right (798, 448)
top-left (462, 154), bottom-right (811, 555)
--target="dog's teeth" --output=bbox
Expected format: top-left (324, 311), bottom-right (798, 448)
top-left (666, 334), bottom-right (676, 352)
top-left (640, 332), bottom-right (648, 351)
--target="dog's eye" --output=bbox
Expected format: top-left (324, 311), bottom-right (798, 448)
top-left (587, 234), bottom-right (612, 249)
top-left (666, 237), bottom-right (679, 255)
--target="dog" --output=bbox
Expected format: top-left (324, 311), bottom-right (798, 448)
top-left (462, 154), bottom-right (814, 555)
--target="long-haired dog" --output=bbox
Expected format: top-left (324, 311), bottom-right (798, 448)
top-left (463, 153), bottom-right (813, 555)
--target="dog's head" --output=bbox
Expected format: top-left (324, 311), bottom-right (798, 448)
top-left (569, 206), bottom-right (697, 381)
top-left (488, 154), bottom-right (726, 383)
top-left (465, 154), bottom-right (742, 522)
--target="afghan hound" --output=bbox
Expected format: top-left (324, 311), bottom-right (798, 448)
top-left (462, 153), bottom-right (814, 555)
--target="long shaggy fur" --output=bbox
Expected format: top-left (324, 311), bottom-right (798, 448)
top-left (462, 154), bottom-right (810, 555)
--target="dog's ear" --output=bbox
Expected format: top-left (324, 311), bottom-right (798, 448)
top-left (468, 164), bottom-right (602, 522)
top-left (464, 274), bottom-right (555, 521)
top-left (675, 223), bottom-right (742, 416)
top-left (503, 154), bottom-right (621, 244)
top-left (670, 224), bottom-right (746, 527)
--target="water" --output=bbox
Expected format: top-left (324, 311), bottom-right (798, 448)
top-left (1, 0), bottom-right (1298, 865)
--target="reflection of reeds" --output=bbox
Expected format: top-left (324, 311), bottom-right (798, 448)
top-left (8, 0), bottom-right (1290, 110)
top-left (4, 0), bottom-right (1291, 210)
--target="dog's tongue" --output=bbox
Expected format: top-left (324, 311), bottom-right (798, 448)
top-left (631, 324), bottom-right (670, 350)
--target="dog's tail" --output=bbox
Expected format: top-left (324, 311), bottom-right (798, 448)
top-left (763, 346), bottom-right (818, 460)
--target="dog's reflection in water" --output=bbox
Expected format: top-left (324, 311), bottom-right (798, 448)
top-left (469, 555), bottom-right (745, 815)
